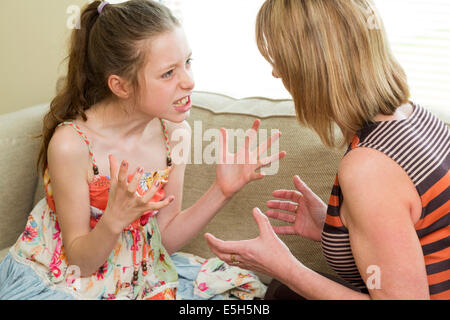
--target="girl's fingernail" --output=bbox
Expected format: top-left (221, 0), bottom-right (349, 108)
top-left (138, 167), bottom-right (143, 173)
top-left (122, 161), bottom-right (127, 167)
top-left (154, 180), bottom-right (160, 188)
top-left (169, 196), bottom-right (174, 202)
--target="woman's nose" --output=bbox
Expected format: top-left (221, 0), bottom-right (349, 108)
top-left (272, 69), bottom-right (280, 79)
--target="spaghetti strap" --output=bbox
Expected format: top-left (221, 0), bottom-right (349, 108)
top-left (57, 121), bottom-right (99, 175)
top-left (160, 119), bottom-right (172, 167)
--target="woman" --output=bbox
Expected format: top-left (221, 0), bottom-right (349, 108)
top-left (205, 0), bottom-right (449, 300)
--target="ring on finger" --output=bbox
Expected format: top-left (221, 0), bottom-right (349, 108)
top-left (230, 253), bottom-right (240, 265)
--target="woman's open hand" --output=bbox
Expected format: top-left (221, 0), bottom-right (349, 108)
top-left (204, 208), bottom-right (297, 280)
top-left (266, 175), bottom-right (327, 241)
top-left (215, 119), bottom-right (286, 199)
top-left (102, 154), bottom-right (174, 234)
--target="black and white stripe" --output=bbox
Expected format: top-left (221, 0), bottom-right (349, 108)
top-left (321, 232), bottom-right (367, 290)
top-left (359, 104), bottom-right (450, 186)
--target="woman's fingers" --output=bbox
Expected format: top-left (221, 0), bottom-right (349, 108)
top-left (267, 199), bottom-right (299, 212)
top-left (272, 189), bottom-right (303, 203)
top-left (266, 209), bottom-right (296, 223)
top-left (204, 233), bottom-right (246, 255)
top-left (272, 225), bottom-right (296, 235)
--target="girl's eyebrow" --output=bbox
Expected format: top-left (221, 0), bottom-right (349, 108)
top-left (159, 51), bottom-right (193, 71)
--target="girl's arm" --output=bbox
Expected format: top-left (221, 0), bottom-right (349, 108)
top-left (157, 120), bottom-right (285, 254)
top-left (49, 127), bottom-right (172, 276)
top-left (48, 126), bottom-right (119, 277)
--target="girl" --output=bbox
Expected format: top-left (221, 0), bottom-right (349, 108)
top-left (206, 0), bottom-right (449, 300)
top-left (0, 0), bottom-right (284, 300)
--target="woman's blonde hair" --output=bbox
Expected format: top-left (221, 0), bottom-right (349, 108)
top-left (256, 0), bottom-right (410, 148)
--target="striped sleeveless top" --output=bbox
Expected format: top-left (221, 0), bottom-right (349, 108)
top-left (321, 102), bottom-right (450, 299)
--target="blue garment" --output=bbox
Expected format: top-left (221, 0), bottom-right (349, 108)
top-left (0, 253), bottom-right (74, 300)
top-left (170, 253), bottom-right (234, 300)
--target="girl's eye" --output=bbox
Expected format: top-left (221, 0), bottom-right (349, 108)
top-left (162, 69), bottom-right (173, 79)
top-left (186, 58), bottom-right (193, 65)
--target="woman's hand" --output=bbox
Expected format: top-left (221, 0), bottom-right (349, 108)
top-left (102, 154), bottom-right (175, 234)
top-left (266, 175), bottom-right (327, 242)
top-left (215, 120), bottom-right (286, 199)
top-left (204, 208), bottom-right (298, 280)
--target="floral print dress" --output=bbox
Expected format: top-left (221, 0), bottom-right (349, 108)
top-left (4, 120), bottom-right (178, 300)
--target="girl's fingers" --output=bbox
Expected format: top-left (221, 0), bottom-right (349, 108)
top-left (118, 160), bottom-right (129, 184)
top-left (257, 151), bottom-right (286, 169)
top-left (257, 131), bottom-right (281, 158)
top-left (147, 195), bottom-right (175, 211)
top-left (141, 179), bottom-right (161, 203)
top-left (245, 120), bottom-right (260, 152)
top-left (108, 154), bottom-right (118, 182)
top-left (218, 128), bottom-right (228, 164)
top-left (266, 209), bottom-right (296, 223)
top-left (127, 167), bottom-right (144, 195)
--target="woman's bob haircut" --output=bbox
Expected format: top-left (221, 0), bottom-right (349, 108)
top-left (256, 0), bottom-right (410, 148)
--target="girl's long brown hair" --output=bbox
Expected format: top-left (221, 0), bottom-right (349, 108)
top-left (256, 0), bottom-right (410, 148)
top-left (37, 0), bottom-right (179, 176)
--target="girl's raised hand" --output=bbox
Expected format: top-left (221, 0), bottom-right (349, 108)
top-left (215, 120), bottom-right (286, 199)
top-left (102, 154), bottom-right (174, 234)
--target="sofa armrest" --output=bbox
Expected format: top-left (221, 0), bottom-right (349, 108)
top-left (0, 104), bottom-right (49, 250)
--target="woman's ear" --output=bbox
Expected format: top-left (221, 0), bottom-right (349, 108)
top-left (108, 74), bottom-right (132, 99)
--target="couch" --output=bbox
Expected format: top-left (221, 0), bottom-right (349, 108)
top-left (0, 91), bottom-right (372, 289)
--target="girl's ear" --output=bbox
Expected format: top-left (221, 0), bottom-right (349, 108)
top-left (108, 75), bottom-right (132, 99)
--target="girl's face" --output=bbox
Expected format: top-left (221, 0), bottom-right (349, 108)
top-left (137, 26), bottom-right (195, 123)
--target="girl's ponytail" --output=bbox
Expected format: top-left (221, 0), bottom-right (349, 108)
top-left (37, 0), bottom-right (179, 176)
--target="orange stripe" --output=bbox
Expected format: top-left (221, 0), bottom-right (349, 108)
top-left (420, 171), bottom-right (450, 208)
top-left (325, 214), bottom-right (344, 228)
top-left (424, 246), bottom-right (450, 266)
top-left (430, 289), bottom-right (450, 300)
top-left (415, 201), bottom-right (449, 230)
top-left (427, 269), bottom-right (450, 286)
top-left (333, 176), bottom-right (339, 187)
top-left (328, 195), bottom-right (339, 207)
top-left (419, 226), bottom-right (450, 246)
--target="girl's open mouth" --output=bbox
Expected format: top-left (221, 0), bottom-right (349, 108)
top-left (173, 95), bottom-right (192, 113)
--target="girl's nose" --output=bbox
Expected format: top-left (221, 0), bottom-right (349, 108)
top-left (181, 69), bottom-right (195, 90)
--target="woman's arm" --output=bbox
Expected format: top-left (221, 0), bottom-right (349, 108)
top-left (337, 147), bottom-right (429, 299)
top-left (205, 148), bottom-right (429, 300)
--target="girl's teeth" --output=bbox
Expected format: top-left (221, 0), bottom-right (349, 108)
top-left (175, 97), bottom-right (188, 106)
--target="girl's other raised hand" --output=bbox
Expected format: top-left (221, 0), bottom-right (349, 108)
top-left (215, 119), bottom-right (286, 199)
top-left (102, 154), bottom-right (175, 234)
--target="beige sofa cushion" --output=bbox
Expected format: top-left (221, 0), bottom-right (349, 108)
top-left (0, 103), bottom-right (48, 251)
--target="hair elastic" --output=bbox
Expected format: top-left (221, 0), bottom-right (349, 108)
top-left (98, 1), bottom-right (109, 14)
